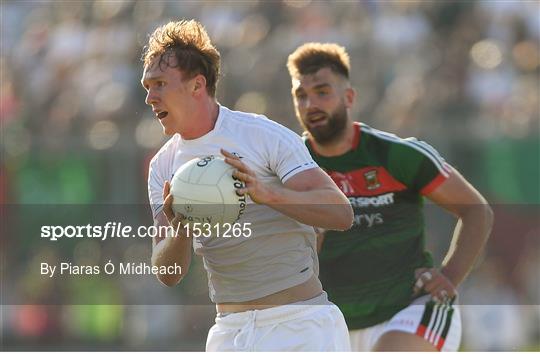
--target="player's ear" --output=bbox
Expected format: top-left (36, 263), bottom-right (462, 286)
top-left (192, 74), bottom-right (207, 96)
top-left (344, 87), bottom-right (356, 109)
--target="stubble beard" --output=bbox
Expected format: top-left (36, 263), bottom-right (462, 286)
top-left (305, 104), bottom-right (348, 146)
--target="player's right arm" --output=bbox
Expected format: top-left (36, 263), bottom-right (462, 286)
top-left (423, 166), bottom-right (494, 288)
top-left (386, 137), bottom-right (493, 301)
top-left (151, 181), bottom-right (192, 286)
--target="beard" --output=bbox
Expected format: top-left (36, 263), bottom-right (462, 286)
top-left (304, 104), bottom-right (348, 145)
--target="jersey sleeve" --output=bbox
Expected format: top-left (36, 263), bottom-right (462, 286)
top-left (267, 125), bottom-right (318, 183)
top-left (147, 137), bottom-right (178, 218)
top-left (148, 155), bottom-right (166, 218)
top-left (387, 138), bottom-right (451, 195)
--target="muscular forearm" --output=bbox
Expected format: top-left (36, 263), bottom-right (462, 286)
top-left (151, 231), bottom-right (192, 286)
top-left (441, 204), bottom-right (493, 286)
top-left (267, 185), bottom-right (353, 230)
top-left (223, 154), bottom-right (353, 230)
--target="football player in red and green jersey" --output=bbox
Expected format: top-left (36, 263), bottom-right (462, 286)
top-left (287, 43), bottom-right (494, 351)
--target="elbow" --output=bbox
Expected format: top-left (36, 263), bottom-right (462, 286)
top-left (484, 203), bottom-right (494, 234)
top-left (461, 202), bottom-right (494, 241)
top-left (333, 204), bottom-right (354, 231)
top-left (151, 252), bottom-right (187, 287)
top-left (157, 273), bottom-right (182, 287)
top-left (476, 204), bottom-right (494, 249)
top-left (477, 202), bottom-right (494, 233)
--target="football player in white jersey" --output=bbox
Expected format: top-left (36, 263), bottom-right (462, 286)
top-left (141, 20), bottom-right (353, 351)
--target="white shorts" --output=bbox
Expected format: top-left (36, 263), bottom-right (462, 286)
top-left (349, 295), bottom-right (462, 352)
top-left (206, 292), bottom-right (351, 351)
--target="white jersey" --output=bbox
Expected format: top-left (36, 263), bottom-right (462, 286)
top-left (148, 105), bottom-right (321, 303)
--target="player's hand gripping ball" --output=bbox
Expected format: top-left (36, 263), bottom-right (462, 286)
top-left (170, 156), bottom-right (247, 227)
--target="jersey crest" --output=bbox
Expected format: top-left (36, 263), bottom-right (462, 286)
top-left (363, 170), bottom-right (380, 190)
top-left (327, 166), bottom-right (406, 197)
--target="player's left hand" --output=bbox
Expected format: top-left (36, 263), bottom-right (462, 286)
top-left (413, 267), bottom-right (457, 304)
top-left (162, 180), bottom-right (187, 236)
top-left (221, 149), bottom-right (276, 204)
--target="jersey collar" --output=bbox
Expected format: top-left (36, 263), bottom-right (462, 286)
top-left (351, 121), bottom-right (361, 150)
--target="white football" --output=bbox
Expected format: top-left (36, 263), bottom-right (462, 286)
top-left (170, 155), bottom-right (247, 227)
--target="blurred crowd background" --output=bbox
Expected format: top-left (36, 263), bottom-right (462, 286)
top-left (1, 0), bottom-right (539, 351)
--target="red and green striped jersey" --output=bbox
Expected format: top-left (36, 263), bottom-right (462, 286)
top-left (305, 122), bottom-right (451, 329)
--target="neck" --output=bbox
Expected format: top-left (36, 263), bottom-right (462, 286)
top-left (181, 98), bottom-right (219, 140)
top-left (311, 120), bottom-right (356, 157)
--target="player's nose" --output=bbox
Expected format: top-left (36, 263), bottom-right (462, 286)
top-left (304, 96), bottom-right (319, 110)
top-left (145, 90), bottom-right (159, 105)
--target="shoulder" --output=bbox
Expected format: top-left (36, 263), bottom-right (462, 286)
top-left (220, 106), bottom-right (301, 141)
top-left (149, 134), bottom-right (181, 169)
top-left (361, 124), bottom-right (443, 162)
top-left (360, 124), bottom-right (449, 184)
top-left (360, 123), bottom-right (405, 147)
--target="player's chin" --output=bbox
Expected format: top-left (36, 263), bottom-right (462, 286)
top-left (308, 124), bottom-right (328, 137)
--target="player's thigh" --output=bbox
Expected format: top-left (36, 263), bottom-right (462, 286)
top-left (373, 295), bottom-right (462, 351)
top-left (373, 330), bottom-right (437, 351)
